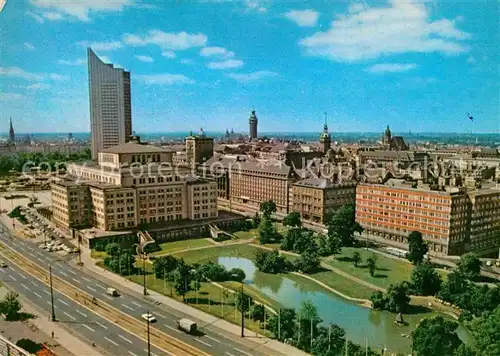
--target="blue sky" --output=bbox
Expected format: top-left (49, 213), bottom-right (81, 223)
top-left (0, 0), bottom-right (498, 134)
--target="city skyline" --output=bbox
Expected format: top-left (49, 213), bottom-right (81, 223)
top-left (1, 0), bottom-right (499, 134)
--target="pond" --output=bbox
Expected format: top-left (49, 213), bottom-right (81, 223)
top-left (218, 256), bottom-right (472, 354)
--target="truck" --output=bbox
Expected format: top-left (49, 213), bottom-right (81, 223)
top-left (177, 318), bottom-right (197, 334)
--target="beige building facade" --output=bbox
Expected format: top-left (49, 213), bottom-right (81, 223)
top-left (52, 137), bottom-right (217, 232)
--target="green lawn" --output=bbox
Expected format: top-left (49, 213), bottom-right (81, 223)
top-left (90, 250), bottom-right (108, 260)
top-left (152, 238), bottom-right (214, 256)
top-left (232, 222), bottom-right (288, 241)
top-left (173, 244), bottom-right (261, 263)
top-left (323, 247), bottom-right (447, 291)
top-left (307, 270), bottom-right (377, 300)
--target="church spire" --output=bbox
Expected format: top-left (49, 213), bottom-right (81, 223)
top-left (8, 117), bottom-right (15, 143)
top-left (323, 111), bottom-right (329, 133)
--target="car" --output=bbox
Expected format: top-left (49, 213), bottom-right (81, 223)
top-left (0, 261), bottom-right (8, 268)
top-left (72, 248), bottom-right (79, 253)
top-left (38, 243), bottom-right (46, 249)
top-left (141, 313), bottom-right (156, 323)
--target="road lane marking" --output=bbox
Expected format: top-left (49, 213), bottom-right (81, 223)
top-left (21, 284), bottom-right (31, 291)
top-left (19, 247), bottom-right (26, 252)
top-left (43, 290), bottom-right (50, 295)
top-left (95, 284), bottom-right (106, 290)
top-left (204, 335), bottom-right (220, 343)
top-left (104, 337), bottom-right (119, 347)
top-left (131, 301), bottom-right (141, 308)
top-left (143, 349), bottom-right (160, 356)
top-left (156, 312), bottom-right (167, 319)
top-left (234, 348), bottom-right (253, 356)
top-left (81, 276), bottom-right (91, 282)
top-left (121, 304), bottom-right (134, 311)
top-left (87, 286), bottom-right (97, 292)
top-left (58, 299), bottom-right (69, 306)
top-left (30, 281), bottom-right (38, 287)
top-left (28, 253), bottom-right (36, 258)
top-left (71, 277), bottom-right (81, 284)
top-left (67, 269), bottom-right (76, 275)
top-left (19, 273), bottom-right (27, 279)
top-left (225, 353), bottom-right (236, 356)
top-left (95, 321), bottom-right (108, 330)
top-left (46, 301), bottom-right (57, 309)
top-left (128, 352), bottom-right (138, 356)
top-left (8, 275), bottom-right (16, 281)
top-left (58, 271), bottom-right (68, 277)
top-left (36, 257), bottom-right (44, 263)
top-left (36, 252), bottom-right (43, 257)
top-left (82, 324), bottom-right (95, 332)
top-left (63, 312), bottom-right (76, 321)
top-left (33, 292), bottom-right (42, 298)
top-left (118, 334), bottom-right (133, 344)
top-left (75, 310), bottom-right (87, 318)
top-left (102, 294), bottom-right (114, 301)
top-left (194, 338), bottom-right (212, 347)
top-left (165, 325), bottom-right (181, 334)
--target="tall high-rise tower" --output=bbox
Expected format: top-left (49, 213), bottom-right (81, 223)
top-left (319, 112), bottom-right (331, 154)
top-left (88, 48), bottom-right (132, 159)
top-left (249, 110), bottom-right (258, 140)
top-left (8, 117), bottom-right (15, 143)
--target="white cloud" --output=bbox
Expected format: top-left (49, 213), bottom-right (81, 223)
top-left (49, 73), bottom-right (70, 81)
top-left (284, 9), bottom-right (320, 27)
top-left (122, 30), bottom-right (207, 50)
top-left (0, 67), bottom-right (69, 81)
top-left (467, 56), bottom-right (476, 64)
top-left (299, 0), bottom-right (470, 62)
top-left (42, 12), bottom-right (64, 20)
top-left (0, 93), bottom-right (26, 101)
top-left (207, 59), bottom-right (244, 70)
top-left (180, 59), bottom-right (194, 65)
top-left (226, 70), bottom-right (278, 82)
top-left (200, 47), bottom-right (235, 58)
top-left (135, 55), bottom-right (154, 63)
top-left (24, 42), bottom-right (36, 50)
top-left (161, 51), bottom-right (176, 59)
top-left (367, 63), bottom-right (418, 73)
top-left (58, 58), bottom-right (86, 66)
top-left (245, 0), bottom-right (268, 13)
top-left (26, 11), bottom-right (44, 23)
top-left (30, 0), bottom-right (133, 22)
top-left (77, 41), bottom-right (123, 51)
top-left (135, 73), bottom-right (195, 85)
top-left (0, 67), bottom-right (43, 81)
top-left (16, 83), bottom-right (52, 90)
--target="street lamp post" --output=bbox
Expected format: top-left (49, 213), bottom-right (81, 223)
top-left (240, 282), bottom-right (244, 338)
top-left (49, 266), bottom-right (56, 321)
top-left (136, 243), bottom-right (147, 296)
top-left (146, 308), bottom-right (151, 356)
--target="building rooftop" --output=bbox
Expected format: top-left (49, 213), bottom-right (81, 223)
top-left (100, 140), bottom-right (169, 154)
top-left (294, 178), bottom-right (356, 189)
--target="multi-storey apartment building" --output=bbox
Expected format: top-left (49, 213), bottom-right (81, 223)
top-left (88, 48), bottom-right (132, 159)
top-left (467, 186), bottom-right (500, 254)
top-left (291, 178), bottom-right (356, 225)
top-left (229, 161), bottom-right (296, 214)
top-left (356, 180), bottom-right (470, 255)
top-left (52, 136), bottom-right (218, 233)
top-left (185, 132), bottom-right (214, 166)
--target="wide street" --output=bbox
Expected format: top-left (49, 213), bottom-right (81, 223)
top-left (0, 224), bottom-right (274, 356)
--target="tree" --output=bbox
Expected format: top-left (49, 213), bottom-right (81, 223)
top-left (294, 244), bottom-right (320, 273)
top-left (153, 255), bottom-right (179, 279)
top-left (467, 306), bottom-right (500, 355)
top-left (283, 212), bottom-right (302, 228)
top-left (254, 250), bottom-right (288, 274)
top-left (235, 292), bottom-right (252, 313)
top-left (16, 339), bottom-right (43, 354)
top-left (410, 262), bottom-right (442, 296)
top-left (267, 308), bottom-right (296, 341)
top-left (0, 292), bottom-right (22, 320)
top-left (173, 259), bottom-right (192, 302)
top-left (105, 243), bottom-right (120, 257)
top-left (296, 300), bottom-right (321, 352)
top-left (411, 316), bottom-right (463, 356)
top-left (352, 251), bottom-right (361, 267)
top-left (370, 291), bottom-right (388, 310)
top-left (408, 231), bottom-right (428, 265)
top-left (258, 217), bottom-right (278, 244)
top-left (457, 253), bottom-right (482, 280)
top-left (386, 282), bottom-right (411, 313)
top-left (326, 204), bottom-right (363, 247)
top-left (118, 251), bottom-right (136, 276)
top-left (229, 268), bottom-right (246, 282)
top-left (249, 304), bottom-right (265, 321)
top-left (252, 212), bottom-right (261, 227)
top-left (311, 324), bottom-right (346, 356)
top-left (366, 254), bottom-right (377, 277)
top-left (259, 200), bottom-right (277, 218)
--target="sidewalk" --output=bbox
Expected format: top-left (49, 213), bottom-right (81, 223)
top-left (76, 248), bottom-right (308, 356)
